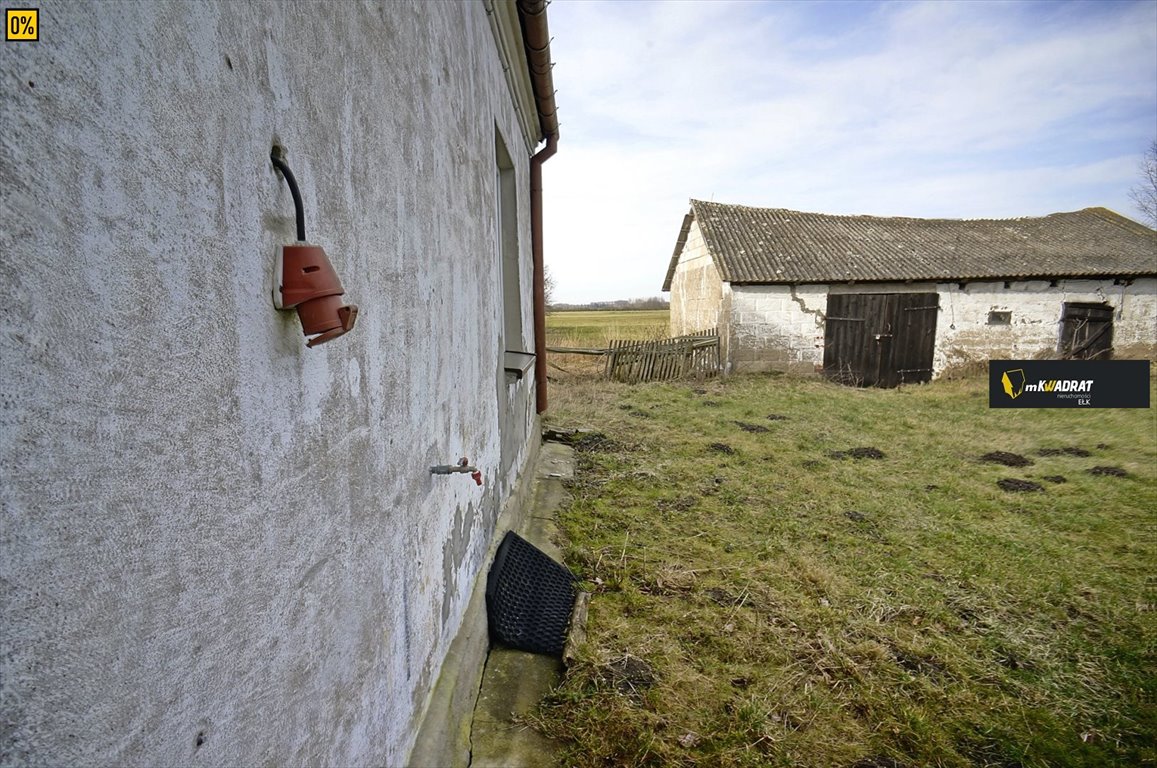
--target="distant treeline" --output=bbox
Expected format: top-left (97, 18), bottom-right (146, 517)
top-left (551, 296), bottom-right (670, 312)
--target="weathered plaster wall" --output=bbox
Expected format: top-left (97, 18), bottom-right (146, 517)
top-left (935, 278), bottom-right (1157, 371)
top-left (723, 279), bottom-right (1157, 377)
top-left (0, 2), bottom-right (538, 765)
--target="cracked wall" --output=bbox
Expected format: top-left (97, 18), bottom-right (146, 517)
top-left (729, 285), bottom-right (827, 374)
top-left (722, 280), bottom-right (1156, 376)
top-left (934, 278), bottom-right (1157, 372)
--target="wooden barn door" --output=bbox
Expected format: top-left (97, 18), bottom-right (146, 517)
top-left (823, 293), bottom-right (938, 387)
top-left (1059, 302), bottom-right (1113, 359)
top-left (888, 293), bottom-right (939, 386)
top-left (824, 293), bottom-right (885, 386)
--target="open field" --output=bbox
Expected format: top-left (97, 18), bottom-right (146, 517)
top-left (546, 309), bottom-right (671, 377)
top-left (534, 374), bottom-right (1157, 767)
top-left (546, 309), bottom-right (670, 349)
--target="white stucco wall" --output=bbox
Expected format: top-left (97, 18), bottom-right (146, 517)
top-left (723, 279), bottom-right (1157, 376)
top-left (0, 2), bottom-right (540, 765)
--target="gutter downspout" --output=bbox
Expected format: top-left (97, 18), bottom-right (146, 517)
top-left (518, 0), bottom-right (558, 415)
top-left (531, 135), bottom-right (557, 413)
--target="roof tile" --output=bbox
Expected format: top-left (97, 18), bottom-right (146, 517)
top-left (663, 201), bottom-right (1156, 290)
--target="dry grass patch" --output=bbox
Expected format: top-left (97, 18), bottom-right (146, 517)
top-left (533, 374), bottom-right (1157, 767)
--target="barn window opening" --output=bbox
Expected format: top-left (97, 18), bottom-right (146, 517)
top-left (1059, 302), bottom-right (1113, 360)
top-left (987, 311), bottom-right (1012, 326)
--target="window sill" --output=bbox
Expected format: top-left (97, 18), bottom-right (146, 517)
top-left (504, 350), bottom-right (536, 380)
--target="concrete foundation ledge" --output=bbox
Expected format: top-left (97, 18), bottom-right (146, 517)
top-left (408, 440), bottom-right (574, 768)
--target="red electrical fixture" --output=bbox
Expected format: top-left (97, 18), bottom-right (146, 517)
top-left (273, 244), bottom-right (358, 347)
top-left (270, 148), bottom-right (358, 348)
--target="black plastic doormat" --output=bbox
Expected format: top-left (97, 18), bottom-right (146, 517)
top-left (486, 531), bottom-right (577, 655)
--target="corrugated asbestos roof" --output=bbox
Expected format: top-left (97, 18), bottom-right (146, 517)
top-left (662, 200), bottom-right (1156, 290)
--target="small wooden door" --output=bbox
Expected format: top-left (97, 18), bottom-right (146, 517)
top-left (1059, 302), bottom-right (1113, 359)
top-left (823, 293), bottom-right (939, 387)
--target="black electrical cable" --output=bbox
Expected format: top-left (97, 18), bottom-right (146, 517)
top-left (270, 150), bottom-right (306, 242)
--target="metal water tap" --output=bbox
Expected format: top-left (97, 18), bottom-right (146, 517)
top-left (430, 457), bottom-right (483, 486)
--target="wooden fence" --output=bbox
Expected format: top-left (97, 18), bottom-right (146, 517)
top-left (604, 329), bottom-right (720, 383)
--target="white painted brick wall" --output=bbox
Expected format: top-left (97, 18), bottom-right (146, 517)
top-left (935, 278), bottom-right (1157, 371)
top-left (729, 285), bottom-right (828, 372)
top-left (723, 279), bottom-right (1156, 376)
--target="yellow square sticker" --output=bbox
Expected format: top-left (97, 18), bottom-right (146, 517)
top-left (6, 8), bottom-right (38, 41)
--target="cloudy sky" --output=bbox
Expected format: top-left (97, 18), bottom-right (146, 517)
top-left (540, 0), bottom-right (1157, 303)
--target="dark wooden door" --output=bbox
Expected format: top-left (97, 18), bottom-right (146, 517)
top-left (823, 293), bottom-right (939, 387)
top-left (1059, 302), bottom-right (1113, 359)
top-left (888, 293), bottom-right (939, 386)
top-left (824, 293), bottom-right (881, 386)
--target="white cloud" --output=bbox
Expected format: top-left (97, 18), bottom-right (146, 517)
top-left (542, 0), bottom-right (1157, 303)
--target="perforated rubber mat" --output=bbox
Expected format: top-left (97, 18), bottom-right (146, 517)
top-left (485, 531), bottom-right (577, 655)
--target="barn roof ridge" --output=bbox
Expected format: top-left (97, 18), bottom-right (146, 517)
top-left (686, 198), bottom-right (1140, 225)
top-left (661, 199), bottom-right (1157, 290)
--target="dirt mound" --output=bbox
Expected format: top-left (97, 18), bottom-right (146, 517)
top-left (705, 587), bottom-right (738, 606)
top-left (1089, 466), bottom-right (1127, 477)
top-left (997, 478), bottom-right (1044, 492)
top-left (602, 655), bottom-right (655, 700)
top-left (981, 451), bottom-right (1033, 467)
top-left (708, 442), bottom-right (736, 455)
top-left (1043, 475), bottom-right (1067, 484)
top-left (1038, 447), bottom-right (1091, 457)
top-left (766, 414), bottom-right (789, 421)
top-left (733, 421), bottom-right (769, 433)
top-left (831, 447), bottom-right (886, 460)
top-left (657, 495), bottom-right (697, 513)
top-left (571, 432), bottom-right (620, 453)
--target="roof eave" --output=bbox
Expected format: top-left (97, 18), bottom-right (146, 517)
top-left (661, 209), bottom-right (695, 292)
top-left (726, 271), bottom-right (1157, 287)
top-left (516, 0), bottom-right (559, 145)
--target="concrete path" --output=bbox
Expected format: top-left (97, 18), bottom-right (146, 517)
top-left (468, 440), bottom-right (574, 767)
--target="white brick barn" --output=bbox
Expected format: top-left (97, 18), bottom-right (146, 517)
top-left (663, 200), bottom-right (1157, 386)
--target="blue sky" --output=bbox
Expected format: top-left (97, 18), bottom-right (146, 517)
top-left (541, 0), bottom-right (1157, 303)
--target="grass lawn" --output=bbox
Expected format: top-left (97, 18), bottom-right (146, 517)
top-left (534, 373), bottom-right (1157, 767)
